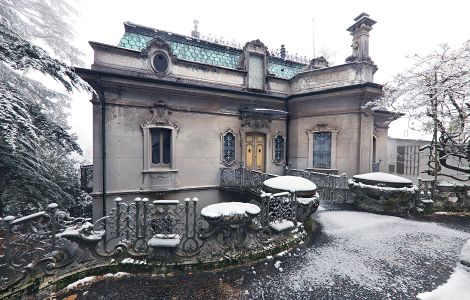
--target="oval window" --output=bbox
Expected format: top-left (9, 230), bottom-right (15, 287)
top-left (152, 52), bottom-right (169, 73)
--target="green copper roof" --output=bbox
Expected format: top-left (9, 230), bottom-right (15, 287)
top-left (118, 23), bottom-right (306, 79)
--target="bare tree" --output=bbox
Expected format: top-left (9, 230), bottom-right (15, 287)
top-left (368, 41), bottom-right (470, 181)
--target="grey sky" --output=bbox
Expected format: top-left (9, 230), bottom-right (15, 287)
top-left (69, 0), bottom-right (470, 162)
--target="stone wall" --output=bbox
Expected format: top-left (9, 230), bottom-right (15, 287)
top-left (432, 183), bottom-right (470, 211)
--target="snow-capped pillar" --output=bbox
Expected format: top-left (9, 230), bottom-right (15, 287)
top-left (346, 13), bottom-right (376, 63)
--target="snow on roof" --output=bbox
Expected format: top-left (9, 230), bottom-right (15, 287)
top-left (263, 176), bottom-right (317, 193)
top-left (353, 172), bottom-right (412, 184)
top-left (201, 202), bottom-right (260, 219)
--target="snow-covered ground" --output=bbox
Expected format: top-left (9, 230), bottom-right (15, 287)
top-left (247, 210), bottom-right (470, 299)
top-left (70, 209), bottom-right (470, 300)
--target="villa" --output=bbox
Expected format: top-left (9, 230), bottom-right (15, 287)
top-left (76, 13), bottom-right (396, 219)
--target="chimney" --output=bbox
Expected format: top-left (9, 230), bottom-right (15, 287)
top-left (191, 20), bottom-right (200, 39)
top-left (345, 13), bottom-right (376, 63)
top-left (280, 45), bottom-right (286, 59)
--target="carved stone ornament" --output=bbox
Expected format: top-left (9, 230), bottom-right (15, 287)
top-left (304, 56), bottom-right (329, 71)
top-left (243, 39), bottom-right (268, 51)
top-left (240, 110), bottom-right (270, 130)
top-left (141, 101), bottom-right (180, 131)
top-left (141, 37), bottom-right (175, 58)
top-left (345, 13), bottom-right (376, 64)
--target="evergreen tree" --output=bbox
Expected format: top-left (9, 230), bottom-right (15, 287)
top-left (0, 0), bottom-right (91, 215)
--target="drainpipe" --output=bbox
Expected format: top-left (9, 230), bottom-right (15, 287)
top-left (96, 76), bottom-right (106, 219)
top-left (285, 99), bottom-right (289, 174)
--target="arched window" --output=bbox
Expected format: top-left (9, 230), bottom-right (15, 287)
top-left (222, 130), bottom-right (236, 166)
top-left (273, 134), bottom-right (285, 164)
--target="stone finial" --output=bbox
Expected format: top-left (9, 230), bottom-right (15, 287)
top-left (346, 13), bottom-right (376, 63)
top-left (191, 20), bottom-right (200, 39)
top-left (304, 56), bottom-right (329, 71)
top-left (280, 45), bottom-right (286, 59)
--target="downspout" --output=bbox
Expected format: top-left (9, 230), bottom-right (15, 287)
top-left (285, 98), bottom-right (289, 174)
top-left (96, 76), bottom-right (106, 218)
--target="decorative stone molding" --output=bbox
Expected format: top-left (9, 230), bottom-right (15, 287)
top-left (141, 38), bottom-right (175, 78)
top-left (141, 101), bottom-right (179, 189)
top-left (306, 126), bottom-right (340, 170)
top-left (303, 56), bottom-right (329, 71)
top-left (141, 101), bottom-right (180, 132)
top-left (240, 110), bottom-right (271, 130)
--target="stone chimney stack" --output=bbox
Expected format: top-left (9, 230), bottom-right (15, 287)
top-left (346, 13), bottom-right (376, 63)
top-left (191, 20), bottom-right (200, 39)
top-left (280, 45), bottom-right (286, 59)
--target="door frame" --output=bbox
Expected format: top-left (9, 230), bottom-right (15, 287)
top-left (245, 132), bottom-right (267, 172)
top-left (240, 127), bottom-right (271, 172)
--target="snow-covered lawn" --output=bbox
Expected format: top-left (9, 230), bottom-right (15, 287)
top-left (248, 210), bottom-right (470, 299)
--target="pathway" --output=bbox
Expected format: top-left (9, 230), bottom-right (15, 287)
top-left (60, 208), bottom-right (470, 300)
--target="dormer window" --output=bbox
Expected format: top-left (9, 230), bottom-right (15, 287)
top-left (242, 40), bottom-right (268, 91)
top-left (248, 54), bottom-right (265, 90)
top-left (151, 51), bottom-right (169, 75)
top-left (153, 52), bottom-right (169, 73)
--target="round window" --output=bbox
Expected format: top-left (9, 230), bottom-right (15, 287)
top-left (152, 52), bottom-right (169, 73)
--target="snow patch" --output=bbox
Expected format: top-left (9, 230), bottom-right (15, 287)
top-left (121, 258), bottom-right (147, 265)
top-left (252, 210), bottom-right (470, 297)
top-left (65, 272), bottom-right (131, 291)
top-left (460, 239), bottom-right (470, 266)
top-left (353, 172), bottom-right (412, 184)
top-left (348, 179), bottom-right (418, 192)
top-left (263, 176), bottom-right (317, 192)
top-left (297, 193), bottom-right (319, 205)
top-left (201, 202), bottom-right (260, 218)
top-left (417, 265), bottom-right (470, 300)
top-left (148, 234), bottom-right (181, 247)
top-left (269, 220), bottom-right (295, 232)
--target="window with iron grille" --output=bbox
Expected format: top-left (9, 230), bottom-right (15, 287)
top-left (274, 134), bottom-right (284, 164)
top-left (222, 131), bottom-right (236, 165)
top-left (313, 132), bottom-right (332, 168)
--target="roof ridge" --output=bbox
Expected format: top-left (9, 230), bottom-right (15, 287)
top-left (122, 22), bottom-right (307, 67)
top-left (123, 21), bottom-right (243, 53)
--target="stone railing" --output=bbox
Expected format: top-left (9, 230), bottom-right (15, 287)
top-left (0, 193), bottom-right (309, 297)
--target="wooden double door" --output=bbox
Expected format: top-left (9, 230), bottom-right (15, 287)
top-left (245, 133), bottom-right (266, 172)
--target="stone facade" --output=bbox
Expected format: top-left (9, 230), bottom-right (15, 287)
top-left (77, 13), bottom-right (396, 218)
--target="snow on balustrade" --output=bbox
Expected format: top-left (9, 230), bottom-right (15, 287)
top-left (297, 193), bottom-right (320, 205)
top-left (263, 176), bottom-right (317, 193)
top-left (148, 234), bottom-right (182, 248)
top-left (201, 202), bottom-right (260, 219)
top-left (353, 172), bottom-right (413, 186)
top-left (269, 219), bottom-right (296, 232)
top-left (56, 222), bottom-right (105, 242)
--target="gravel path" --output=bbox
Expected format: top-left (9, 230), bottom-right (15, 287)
top-left (64, 209), bottom-right (470, 300)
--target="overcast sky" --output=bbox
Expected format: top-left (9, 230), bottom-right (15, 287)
top-left (69, 0), bottom-right (470, 162)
